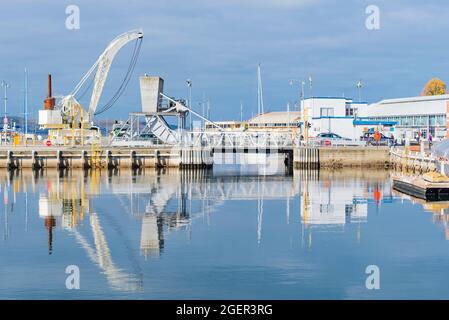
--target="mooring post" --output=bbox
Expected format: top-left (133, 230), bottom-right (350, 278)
top-left (106, 150), bottom-right (111, 169)
top-left (154, 149), bottom-right (160, 167)
top-left (57, 150), bottom-right (63, 170)
top-left (130, 150), bottom-right (136, 169)
top-left (81, 150), bottom-right (87, 169)
top-left (31, 150), bottom-right (36, 170)
top-left (7, 150), bottom-right (13, 170)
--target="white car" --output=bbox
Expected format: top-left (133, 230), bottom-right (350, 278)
top-left (315, 133), bottom-right (350, 144)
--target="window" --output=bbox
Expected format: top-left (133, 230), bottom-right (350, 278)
top-left (345, 108), bottom-right (353, 116)
top-left (437, 115), bottom-right (446, 126)
top-left (320, 107), bottom-right (334, 117)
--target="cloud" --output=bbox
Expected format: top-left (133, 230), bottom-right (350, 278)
top-left (0, 0), bottom-right (448, 120)
top-left (204, 0), bottom-right (321, 8)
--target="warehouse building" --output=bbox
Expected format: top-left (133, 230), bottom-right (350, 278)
top-left (247, 111), bottom-right (301, 131)
top-left (205, 111), bottom-right (301, 132)
top-left (364, 95), bottom-right (449, 142)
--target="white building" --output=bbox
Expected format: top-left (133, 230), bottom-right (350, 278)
top-left (301, 97), bottom-right (371, 140)
top-left (365, 95), bottom-right (449, 142)
top-left (302, 95), bottom-right (449, 142)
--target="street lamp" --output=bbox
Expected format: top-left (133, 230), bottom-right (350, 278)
top-left (1, 81), bottom-right (10, 133)
top-left (289, 79), bottom-right (304, 111)
top-left (356, 79), bottom-right (363, 102)
top-left (186, 79), bottom-right (192, 130)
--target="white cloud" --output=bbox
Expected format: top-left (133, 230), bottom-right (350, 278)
top-left (205, 0), bottom-right (321, 8)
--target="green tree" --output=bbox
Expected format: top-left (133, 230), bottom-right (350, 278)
top-left (422, 78), bottom-right (447, 96)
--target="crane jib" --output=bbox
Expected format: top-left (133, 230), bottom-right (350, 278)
top-left (66, 29), bottom-right (144, 121)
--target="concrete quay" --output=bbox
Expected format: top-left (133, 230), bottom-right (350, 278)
top-left (0, 146), bottom-right (213, 170)
top-left (294, 146), bottom-right (391, 169)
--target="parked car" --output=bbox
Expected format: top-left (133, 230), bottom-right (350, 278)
top-left (361, 132), bottom-right (393, 145)
top-left (315, 132), bottom-right (351, 146)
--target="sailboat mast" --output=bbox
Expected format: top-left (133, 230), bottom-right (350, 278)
top-left (257, 64), bottom-right (264, 115)
top-left (24, 68), bottom-right (28, 136)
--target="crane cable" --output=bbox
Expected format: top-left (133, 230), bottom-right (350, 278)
top-left (95, 38), bottom-right (141, 115)
top-left (76, 73), bottom-right (95, 101)
top-left (94, 37), bottom-right (142, 116)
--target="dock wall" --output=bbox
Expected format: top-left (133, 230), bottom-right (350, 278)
top-left (294, 146), bottom-right (390, 169)
top-left (0, 147), bottom-right (213, 170)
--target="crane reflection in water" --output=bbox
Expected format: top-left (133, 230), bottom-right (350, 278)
top-left (1, 166), bottom-right (431, 295)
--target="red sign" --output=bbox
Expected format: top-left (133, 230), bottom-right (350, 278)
top-left (46, 140), bottom-right (52, 147)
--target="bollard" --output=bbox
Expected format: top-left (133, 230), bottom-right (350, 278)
top-left (81, 150), bottom-right (87, 169)
top-left (57, 150), bottom-right (63, 169)
top-left (31, 150), bottom-right (37, 170)
top-left (130, 150), bottom-right (136, 169)
top-left (7, 150), bottom-right (13, 170)
top-left (154, 149), bottom-right (160, 167)
top-left (105, 150), bottom-right (110, 169)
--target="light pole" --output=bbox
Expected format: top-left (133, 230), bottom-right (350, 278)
top-left (198, 100), bottom-right (207, 130)
top-left (289, 79), bottom-right (302, 111)
top-left (186, 79), bottom-right (192, 130)
top-left (356, 79), bottom-right (363, 102)
top-left (207, 99), bottom-right (210, 119)
top-left (308, 75), bottom-right (313, 98)
top-left (1, 81), bottom-right (10, 134)
top-left (24, 68), bottom-right (28, 136)
top-left (290, 78), bottom-right (307, 139)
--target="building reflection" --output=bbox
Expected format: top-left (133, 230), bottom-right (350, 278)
top-left (392, 189), bottom-right (449, 240)
top-left (1, 167), bottom-right (397, 291)
top-left (0, 167), bottom-right (300, 253)
top-left (298, 169), bottom-right (395, 247)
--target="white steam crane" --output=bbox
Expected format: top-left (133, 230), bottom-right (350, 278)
top-left (39, 29), bottom-right (144, 145)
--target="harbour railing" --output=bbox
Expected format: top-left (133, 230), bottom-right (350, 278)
top-left (390, 147), bottom-right (437, 173)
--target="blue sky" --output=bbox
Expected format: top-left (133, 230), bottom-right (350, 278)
top-left (0, 0), bottom-right (448, 121)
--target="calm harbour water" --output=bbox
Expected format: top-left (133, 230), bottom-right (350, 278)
top-left (1, 159), bottom-right (449, 299)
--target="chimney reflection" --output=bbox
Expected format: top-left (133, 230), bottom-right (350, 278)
top-left (1, 167), bottom-right (405, 293)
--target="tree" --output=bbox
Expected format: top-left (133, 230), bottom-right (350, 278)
top-left (422, 78), bottom-right (447, 96)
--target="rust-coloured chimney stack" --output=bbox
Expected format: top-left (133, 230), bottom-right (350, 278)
top-left (44, 74), bottom-right (55, 110)
top-left (44, 216), bottom-right (56, 255)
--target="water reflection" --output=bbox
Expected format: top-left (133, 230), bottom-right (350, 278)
top-left (298, 170), bottom-right (395, 247)
top-left (0, 168), bottom-right (301, 294)
top-left (2, 167), bottom-right (444, 298)
top-left (392, 189), bottom-right (449, 241)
